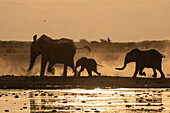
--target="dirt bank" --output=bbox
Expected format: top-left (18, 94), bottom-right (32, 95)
top-left (0, 76), bottom-right (169, 89)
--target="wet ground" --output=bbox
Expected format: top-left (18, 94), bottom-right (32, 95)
top-left (0, 88), bottom-right (170, 113)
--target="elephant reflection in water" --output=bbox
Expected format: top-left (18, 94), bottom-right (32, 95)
top-left (75, 57), bottom-right (103, 76)
top-left (116, 49), bottom-right (165, 78)
top-left (28, 34), bottom-right (90, 77)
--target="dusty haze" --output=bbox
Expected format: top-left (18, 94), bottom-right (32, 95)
top-left (0, 39), bottom-right (169, 78)
top-left (1, 0), bottom-right (170, 77)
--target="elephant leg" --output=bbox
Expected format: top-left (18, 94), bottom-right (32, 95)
top-left (87, 69), bottom-right (92, 77)
top-left (93, 67), bottom-right (101, 76)
top-left (69, 61), bottom-right (77, 76)
top-left (94, 70), bottom-right (101, 76)
top-left (157, 67), bottom-right (165, 78)
top-left (40, 56), bottom-right (47, 77)
top-left (139, 67), bottom-right (146, 76)
top-left (47, 63), bottom-right (55, 75)
top-left (152, 68), bottom-right (157, 78)
top-left (63, 64), bottom-right (67, 76)
top-left (132, 64), bottom-right (139, 78)
top-left (78, 67), bottom-right (84, 76)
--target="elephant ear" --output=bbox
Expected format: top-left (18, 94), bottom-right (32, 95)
top-left (82, 57), bottom-right (87, 60)
top-left (133, 48), bottom-right (140, 52)
top-left (133, 49), bottom-right (140, 60)
top-left (81, 57), bottom-right (88, 64)
top-left (33, 35), bottom-right (37, 42)
top-left (130, 48), bottom-right (140, 61)
top-left (84, 57), bottom-right (87, 59)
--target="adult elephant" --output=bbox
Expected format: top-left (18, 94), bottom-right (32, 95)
top-left (28, 34), bottom-right (90, 77)
top-left (115, 49), bottom-right (165, 78)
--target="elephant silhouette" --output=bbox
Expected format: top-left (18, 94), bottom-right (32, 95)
top-left (75, 57), bottom-right (103, 76)
top-left (28, 34), bottom-right (90, 77)
top-left (115, 48), bottom-right (165, 78)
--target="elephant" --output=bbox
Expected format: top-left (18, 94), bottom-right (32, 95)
top-left (28, 34), bottom-right (90, 77)
top-left (75, 57), bottom-right (103, 76)
top-left (115, 48), bottom-right (165, 78)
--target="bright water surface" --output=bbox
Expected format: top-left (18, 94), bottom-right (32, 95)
top-left (0, 88), bottom-right (170, 113)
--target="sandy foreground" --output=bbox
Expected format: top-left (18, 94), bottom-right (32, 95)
top-left (0, 76), bottom-right (169, 89)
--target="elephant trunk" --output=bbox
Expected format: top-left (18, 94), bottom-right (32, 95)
top-left (28, 57), bottom-right (36, 71)
top-left (75, 64), bottom-right (79, 70)
top-left (115, 63), bottom-right (127, 70)
top-left (115, 59), bottom-right (127, 70)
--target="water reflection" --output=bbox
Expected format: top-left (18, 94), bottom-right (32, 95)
top-left (0, 88), bottom-right (170, 113)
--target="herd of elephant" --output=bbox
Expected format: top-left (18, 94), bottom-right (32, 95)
top-left (28, 34), bottom-right (166, 78)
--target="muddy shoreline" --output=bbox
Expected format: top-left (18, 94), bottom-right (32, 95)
top-left (0, 76), bottom-right (170, 89)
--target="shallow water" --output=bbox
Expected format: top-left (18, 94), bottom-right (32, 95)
top-left (0, 88), bottom-right (170, 113)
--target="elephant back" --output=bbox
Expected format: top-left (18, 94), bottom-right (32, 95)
top-left (145, 49), bottom-right (164, 58)
top-left (56, 38), bottom-right (76, 49)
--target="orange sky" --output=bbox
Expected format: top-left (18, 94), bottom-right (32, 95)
top-left (0, 0), bottom-right (170, 42)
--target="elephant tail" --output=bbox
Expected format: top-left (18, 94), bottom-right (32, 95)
top-left (161, 54), bottom-right (165, 58)
top-left (97, 64), bottom-right (103, 67)
top-left (76, 46), bottom-right (91, 52)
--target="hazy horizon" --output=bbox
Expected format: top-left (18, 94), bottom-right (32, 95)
top-left (1, 0), bottom-right (170, 42)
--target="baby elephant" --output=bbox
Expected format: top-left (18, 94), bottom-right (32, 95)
top-left (75, 57), bottom-right (103, 76)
